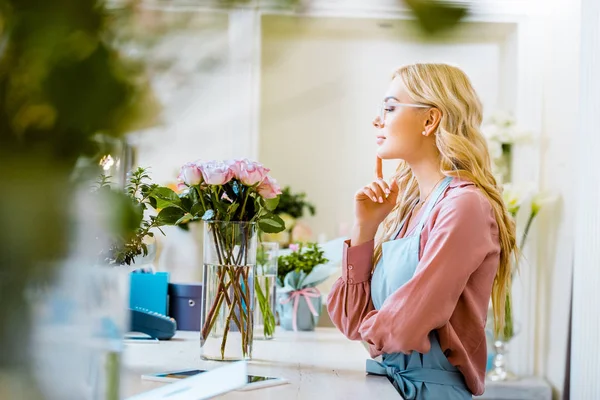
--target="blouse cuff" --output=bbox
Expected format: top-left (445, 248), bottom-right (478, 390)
top-left (342, 239), bottom-right (374, 284)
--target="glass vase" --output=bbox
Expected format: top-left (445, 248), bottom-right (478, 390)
top-left (254, 242), bottom-right (279, 340)
top-left (487, 337), bottom-right (518, 381)
top-left (201, 221), bottom-right (257, 361)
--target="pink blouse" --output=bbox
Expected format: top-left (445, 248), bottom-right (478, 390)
top-left (326, 179), bottom-right (500, 395)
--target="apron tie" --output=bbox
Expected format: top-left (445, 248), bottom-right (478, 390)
top-left (366, 358), bottom-right (466, 400)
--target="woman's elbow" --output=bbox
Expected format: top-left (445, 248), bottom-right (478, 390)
top-left (366, 327), bottom-right (432, 355)
top-left (327, 302), bottom-right (362, 341)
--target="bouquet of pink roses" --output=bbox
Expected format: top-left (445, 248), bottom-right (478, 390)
top-left (150, 159), bottom-right (286, 360)
top-left (151, 158), bottom-right (285, 230)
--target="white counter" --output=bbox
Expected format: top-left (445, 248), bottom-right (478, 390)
top-left (122, 328), bottom-right (399, 399)
top-left (123, 328), bottom-right (552, 400)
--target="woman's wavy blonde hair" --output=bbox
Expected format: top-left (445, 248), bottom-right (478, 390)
top-left (373, 63), bottom-right (517, 336)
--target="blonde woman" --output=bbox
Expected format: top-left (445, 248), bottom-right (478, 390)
top-left (327, 63), bottom-right (516, 399)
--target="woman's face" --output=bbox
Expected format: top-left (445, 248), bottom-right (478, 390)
top-left (373, 77), bottom-right (434, 161)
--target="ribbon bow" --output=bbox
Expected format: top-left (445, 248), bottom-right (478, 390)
top-left (366, 358), bottom-right (465, 399)
top-left (279, 287), bottom-right (320, 331)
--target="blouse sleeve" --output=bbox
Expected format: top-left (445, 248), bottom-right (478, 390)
top-left (326, 239), bottom-right (376, 341)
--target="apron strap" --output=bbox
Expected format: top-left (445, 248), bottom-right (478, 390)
top-left (414, 176), bottom-right (453, 234)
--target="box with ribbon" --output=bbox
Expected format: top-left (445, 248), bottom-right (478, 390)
top-left (276, 243), bottom-right (338, 332)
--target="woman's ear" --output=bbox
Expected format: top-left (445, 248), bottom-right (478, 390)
top-left (423, 108), bottom-right (442, 136)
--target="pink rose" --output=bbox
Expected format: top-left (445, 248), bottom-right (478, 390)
top-left (228, 159), bottom-right (270, 186)
top-left (198, 160), bottom-right (233, 185)
top-left (257, 176), bottom-right (282, 199)
top-left (178, 162), bottom-right (203, 186)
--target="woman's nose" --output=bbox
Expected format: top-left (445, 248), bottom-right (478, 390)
top-left (373, 115), bottom-right (383, 128)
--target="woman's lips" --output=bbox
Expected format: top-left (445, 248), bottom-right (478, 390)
top-left (376, 136), bottom-right (386, 145)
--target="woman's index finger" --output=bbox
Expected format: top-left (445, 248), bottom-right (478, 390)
top-left (375, 156), bottom-right (383, 180)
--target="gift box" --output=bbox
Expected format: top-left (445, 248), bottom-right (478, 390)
top-left (168, 283), bottom-right (203, 331)
top-left (278, 288), bottom-right (322, 331)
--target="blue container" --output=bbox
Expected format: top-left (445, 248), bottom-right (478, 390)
top-left (168, 283), bottom-right (203, 331)
top-left (129, 271), bottom-right (169, 316)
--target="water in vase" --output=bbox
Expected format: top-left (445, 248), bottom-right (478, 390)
top-left (200, 263), bottom-right (254, 361)
top-left (254, 274), bottom-right (277, 340)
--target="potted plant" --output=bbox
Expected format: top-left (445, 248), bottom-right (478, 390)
top-left (276, 243), bottom-right (336, 331)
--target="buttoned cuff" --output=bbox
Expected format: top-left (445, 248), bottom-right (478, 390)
top-left (342, 239), bottom-right (374, 284)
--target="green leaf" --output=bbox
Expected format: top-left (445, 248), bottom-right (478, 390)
top-left (264, 196), bottom-right (279, 211)
top-left (180, 195), bottom-right (192, 212)
top-left (191, 202), bottom-right (204, 217)
top-left (175, 213), bottom-right (194, 225)
top-left (258, 213), bottom-right (285, 233)
top-left (227, 202), bottom-right (240, 217)
top-left (156, 207), bottom-right (186, 225)
top-left (212, 198), bottom-right (228, 220)
top-left (151, 187), bottom-right (182, 209)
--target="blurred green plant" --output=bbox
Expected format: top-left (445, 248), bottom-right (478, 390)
top-left (0, 0), bottom-right (158, 378)
top-left (95, 167), bottom-right (166, 266)
top-left (404, 0), bottom-right (470, 37)
top-left (275, 186), bottom-right (316, 220)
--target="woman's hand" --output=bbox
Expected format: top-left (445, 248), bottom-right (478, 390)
top-left (351, 157), bottom-right (399, 245)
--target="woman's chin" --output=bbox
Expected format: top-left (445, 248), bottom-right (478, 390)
top-left (376, 147), bottom-right (392, 160)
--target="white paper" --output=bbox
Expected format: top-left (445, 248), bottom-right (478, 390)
top-left (126, 361), bottom-right (247, 400)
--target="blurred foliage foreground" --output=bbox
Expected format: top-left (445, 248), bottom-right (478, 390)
top-left (0, 0), bottom-right (156, 373)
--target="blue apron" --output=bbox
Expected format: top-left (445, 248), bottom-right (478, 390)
top-left (368, 176), bottom-right (472, 399)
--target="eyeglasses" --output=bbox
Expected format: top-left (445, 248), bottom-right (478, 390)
top-left (378, 101), bottom-right (430, 123)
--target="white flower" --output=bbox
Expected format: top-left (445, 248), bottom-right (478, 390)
top-left (502, 183), bottom-right (523, 216)
top-left (482, 123), bottom-right (501, 142)
top-left (483, 110), bottom-right (531, 145)
top-left (488, 110), bottom-right (515, 128)
top-left (487, 139), bottom-right (503, 160)
top-left (531, 191), bottom-right (558, 217)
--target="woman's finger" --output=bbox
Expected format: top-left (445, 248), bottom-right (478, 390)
top-left (375, 179), bottom-right (391, 196)
top-left (375, 156), bottom-right (383, 180)
top-left (369, 182), bottom-right (386, 203)
top-left (361, 187), bottom-right (379, 203)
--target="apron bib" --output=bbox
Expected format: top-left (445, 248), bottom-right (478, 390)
top-left (368, 177), bottom-right (472, 400)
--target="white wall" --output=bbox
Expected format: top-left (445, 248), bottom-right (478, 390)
top-left (259, 15), bottom-right (513, 241)
top-left (129, 11), bottom-right (232, 185)
top-left (534, 0), bottom-right (580, 397)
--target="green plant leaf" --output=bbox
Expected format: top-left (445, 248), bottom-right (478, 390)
top-left (175, 213), bottom-right (194, 225)
top-left (156, 207), bottom-right (186, 225)
top-left (151, 187), bottom-right (182, 209)
top-left (264, 196), bottom-right (279, 211)
top-left (180, 195), bottom-right (192, 212)
top-left (259, 213), bottom-right (285, 233)
top-left (191, 202), bottom-right (204, 217)
top-left (227, 202), bottom-right (240, 217)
